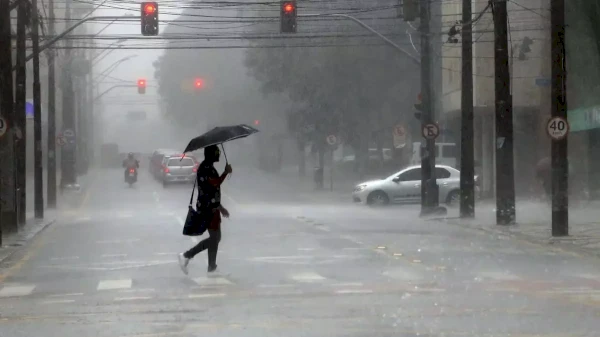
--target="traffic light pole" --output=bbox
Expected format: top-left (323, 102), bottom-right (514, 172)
top-left (493, 0), bottom-right (516, 225)
top-left (460, 0), bottom-right (475, 218)
top-left (418, 0), bottom-right (438, 215)
top-left (93, 84), bottom-right (139, 103)
top-left (32, 0), bottom-right (44, 218)
top-left (550, 0), bottom-right (568, 236)
top-left (11, 15), bottom-right (139, 71)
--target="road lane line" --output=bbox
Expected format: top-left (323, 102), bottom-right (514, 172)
top-left (289, 272), bottom-right (326, 283)
top-left (188, 293), bottom-right (227, 299)
top-left (47, 293), bottom-right (84, 297)
top-left (114, 296), bottom-right (152, 301)
top-left (42, 299), bottom-right (76, 304)
top-left (335, 288), bottom-right (373, 294)
top-left (97, 279), bottom-right (133, 291)
top-left (50, 256), bottom-right (79, 261)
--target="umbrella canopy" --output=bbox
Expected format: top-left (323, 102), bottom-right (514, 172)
top-left (183, 124), bottom-right (260, 154)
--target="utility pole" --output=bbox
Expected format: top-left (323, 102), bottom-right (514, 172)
top-left (419, 0), bottom-right (438, 215)
top-left (0, 0), bottom-right (17, 235)
top-left (550, 0), bottom-right (568, 236)
top-left (61, 0), bottom-right (77, 189)
top-left (47, 0), bottom-right (57, 208)
top-left (460, 0), bottom-right (475, 218)
top-left (493, 0), bottom-right (516, 225)
top-left (32, 0), bottom-right (44, 218)
top-left (15, 0), bottom-right (28, 224)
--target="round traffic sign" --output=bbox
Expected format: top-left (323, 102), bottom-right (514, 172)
top-left (546, 117), bottom-right (569, 140)
top-left (326, 134), bottom-right (337, 145)
top-left (0, 116), bottom-right (7, 138)
top-left (56, 135), bottom-right (66, 146)
top-left (422, 123), bottom-right (440, 140)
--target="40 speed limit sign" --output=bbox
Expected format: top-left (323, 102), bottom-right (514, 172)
top-left (546, 116), bottom-right (569, 141)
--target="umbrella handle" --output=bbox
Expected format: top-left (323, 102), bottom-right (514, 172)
top-left (221, 144), bottom-right (231, 179)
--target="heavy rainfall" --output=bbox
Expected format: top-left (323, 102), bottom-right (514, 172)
top-left (1, 0), bottom-right (600, 336)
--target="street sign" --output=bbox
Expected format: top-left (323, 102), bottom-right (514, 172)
top-left (547, 116), bottom-right (569, 140)
top-left (326, 134), bottom-right (337, 145)
top-left (422, 123), bottom-right (440, 140)
top-left (56, 135), bottom-right (66, 146)
top-left (63, 129), bottom-right (75, 138)
top-left (393, 124), bottom-right (406, 148)
top-left (0, 116), bottom-right (7, 138)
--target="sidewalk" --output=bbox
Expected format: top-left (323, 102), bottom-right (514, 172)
top-left (435, 200), bottom-right (600, 258)
top-left (0, 211), bottom-right (57, 264)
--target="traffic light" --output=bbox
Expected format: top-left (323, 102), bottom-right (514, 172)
top-left (254, 120), bottom-right (260, 126)
top-left (194, 78), bottom-right (204, 90)
top-left (280, 0), bottom-right (297, 33)
top-left (141, 2), bottom-right (159, 36)
top-left (137, 79), bottom-right (146, 94)
top-left (402, 0), bottom-right (418, 22)
top-left (414, 92), bottom-right (423, 120)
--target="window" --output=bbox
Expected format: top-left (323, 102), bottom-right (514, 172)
top-left (435, 167), bottom-right (451, 179)
top-left (168, 158), bottom-right (194, 167)
top-left (399, 168), bottom-right (421, 181)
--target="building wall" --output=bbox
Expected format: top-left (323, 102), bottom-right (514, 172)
top-left (441, 0), bottom-right (551, 198)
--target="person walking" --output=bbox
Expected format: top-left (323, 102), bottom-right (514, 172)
top-left (178, 145), bottom-right (232, 274)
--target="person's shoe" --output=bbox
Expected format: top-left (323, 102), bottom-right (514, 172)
top-left (178, 253), bottom-right (190, 275)
top-left (207, 264), bottom-right (217, 273)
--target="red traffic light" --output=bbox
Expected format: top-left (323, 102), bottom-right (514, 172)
top-left (194, 78), bottom-right (204, 89)
top-left (283, 2), bottom-right (294, 13)
top-left (254, 120), bottom-right (260, 126)
top-left (137, 79), bottom-right (146, 87)
top-left (143, 3), bottom-right (156, 14)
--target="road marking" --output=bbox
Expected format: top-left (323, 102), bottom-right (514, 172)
top-left (115, 296), bottom-right (152, 301)
top-left (97, 279), bottom-right (133, 291)
top-left (154, 252), bottom-right (176, 256)
top-left (194, 277), bottom-right (233, 286)
top-left (116, 212), bottom-right (134, 219)
top-left (101, 254), bottom-right (128, 258)
top-left (50, 256), bottom-right (79, 261)
top-left (290, 272), bottom-right (326, 283)
top-left (258, 284), bottom-right (294, 288)
top-left (335, 289), bottom-right (373, 294)
top-left (0, 284), bottom-right (36, 297)
top-left (119, 288), bottom-right (156, 293)
top-left (75, 216), bottom-right (92, 222)
top-left (297, 247), bottom-right (316, 251)
top-left (47, 292), bottom-right (83, 297)
top-left (316, 226), bottom-right (331, 232)
top-left (188, 293), bottom-right (227, 299)
top-left (42, 299), bottom-right (76, 304)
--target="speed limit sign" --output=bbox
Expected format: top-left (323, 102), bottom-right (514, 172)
top-left (546, 116), bottom-right (569, 140)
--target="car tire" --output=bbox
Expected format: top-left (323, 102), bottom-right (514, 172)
top-left (446, 190), bottom-right (460, 206)
top-left (367, 191), bottom-right (389, 206)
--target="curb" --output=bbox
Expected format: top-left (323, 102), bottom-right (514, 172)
top-left (0, 218), bottom-right (56, 265)
top-left (427, 216), bottom-right (600, 259)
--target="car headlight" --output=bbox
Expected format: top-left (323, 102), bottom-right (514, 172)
top-left (354, 184), bottom-right (367, 192)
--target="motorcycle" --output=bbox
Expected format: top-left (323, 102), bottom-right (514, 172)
top-left (126, 167), bottom-right (137, 187)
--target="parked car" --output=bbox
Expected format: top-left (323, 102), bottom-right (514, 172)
top-left (160, 154), bottom-right (198, 187)
top-left (352, 164), bottom-right (480, 206)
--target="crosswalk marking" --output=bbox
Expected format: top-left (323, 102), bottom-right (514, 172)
top-left (476, 271), bottom-right (520, 281)
top-left (114, 296), bottom-right (152, 301)
top-left (335, 289), bottom-right (373, 295)
top-left (194, 277), bottom-right (233, 286)
top-left (189, 293), bottom-right (226, 299)
top-left (289, 272), bottom-right (326, 283)
top-left (42, 299), bottom-right (75, 304)
top-left (97, 279), bottom-right (132, 291)
top-left (47, 292), bottom-right (84, 297)
top-left (0, 284), bottom-right (36, 297)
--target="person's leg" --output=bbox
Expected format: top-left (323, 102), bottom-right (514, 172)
top-left (207, 229), bottom-right (221, 271)
top-left (183, 229), bottom-right (219, 259)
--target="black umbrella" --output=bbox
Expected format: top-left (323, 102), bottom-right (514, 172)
top-left (182, 124), bottom-right (260, 162)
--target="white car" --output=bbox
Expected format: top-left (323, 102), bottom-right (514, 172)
top-left (352, 164), bottom-right (479, 206)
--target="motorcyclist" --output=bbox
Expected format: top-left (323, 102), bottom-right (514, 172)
top-left (122, 153), bottom-right (140, 181)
